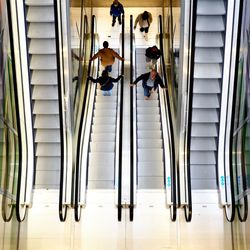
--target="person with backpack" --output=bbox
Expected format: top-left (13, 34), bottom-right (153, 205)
top-left (88, 70), bottom-right (123, 96)
top-left (90, 41), bottom-right (124, 72)
top-left (145, 45), bottom-right (161, 66)
top-left (134, 11), bottom-right (153, 41)
top-left (110, 0), bottom-right (124, 27)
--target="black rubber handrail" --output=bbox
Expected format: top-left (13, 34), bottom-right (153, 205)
top-left (54, 0), bottom-right (67, 222)
top-left (184, 0), bottom-right (198, 222)
top-left (158, 15), bottom-right (177, 221)
top-left (117, 14), bottom-right (125, 222)
top-left (3, 1), bottom-right (21, 222)
top-left (230, 0), bottom-right (246, 222)
top-left (129, 14), bottom-right (134, 221)
top-left (74, 15), bottom-right (96, 222)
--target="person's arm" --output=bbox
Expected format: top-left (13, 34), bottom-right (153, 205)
top-left (134, 15), bottom-right (140, 29)
top-left (110, 5), bottom-right (113, 15)
top-left (112, 50), bottom-right (124, 61)
top-left (154, 75), bottom-right (165, 90)
top-left (149, 13), bottom-right (153, 24)
top-left (111, 75), bottom-right (123, 83)
top-left (90, 51), bottom-right (100, 61)
top-left (120, 4), bottom-right (124, 14)
top-left (130, 73), bottom-right (146, 86)
top-left (87, 76), bottom-right (99, 83)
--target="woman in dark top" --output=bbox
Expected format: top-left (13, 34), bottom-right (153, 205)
top-left (88, 70), bottom-right (123, 96)
top-left (130, 69), bottom-right (166, 100)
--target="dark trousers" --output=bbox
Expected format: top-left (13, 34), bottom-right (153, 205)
top-left (140, 27), bottom-right (149, 33)
top-left (105, 65), bottom-right (112, 72)
top-left (143, 85), bottom-right (153, 97)
top-left (112, 15), bottom-right (122, 25)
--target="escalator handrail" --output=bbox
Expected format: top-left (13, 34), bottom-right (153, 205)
top-left (230, 0), bottom-right (247, 222)
top-left (5, 0), bottom-right (22, 222)
top-left (184, 0), bottom-right (198, 222)
top-left (129, 14), bottom-right (135, 221)
top-left (158, 15), bottom-right (177, 221)
top-left (15, 0), bottom-right (35, 222)
top-left (74, 15), bottom-right (96, 222)
top-left (117, 14), bottom-right (125, 222)
top-left (55, 0), bottom-right (68, 222)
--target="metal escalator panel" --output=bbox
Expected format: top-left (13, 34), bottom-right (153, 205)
top-left (0, 54), bottom-right (20, 222)
top-left (231, 1), bottom-right (250, 221)
top-left (191, 0), bottom-right (226, 190)
top-left (25, 0), bottom-right (60, 189)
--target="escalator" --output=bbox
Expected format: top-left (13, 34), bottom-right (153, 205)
top-left (130, 15), bottom-right (176, 221)
top-left (74, 15), bottom-right (124, 221)
top-left (180, 0), bottom-right (245, 222)
top-left (25, 0), bottom-right (61, 189)
top-left (190, 0), bottom-right (225, 191)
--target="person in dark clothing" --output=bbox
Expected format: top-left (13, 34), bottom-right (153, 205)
top-left (88, 70), bottom-right (123, 96)
top-left (110, 0), bottom-right (124, 27)
top-left (130, 69), bottom-right (166, 100)
top-left (145, 45), bottom-right (161, 66)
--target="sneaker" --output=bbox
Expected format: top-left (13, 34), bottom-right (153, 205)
top-left (144, 33), bottom-right (148, 41)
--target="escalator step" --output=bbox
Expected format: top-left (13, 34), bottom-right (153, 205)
top-left (32, 85), bottom-right (58, 100)
top-left (192, 109), bottom-right (219, 123)
top-left (35, 129), bottom-right (60, 143)
top-left (34, 114), bottom-right (59, 129)
top-left (196, 32), bottom-right (224, 48)
top-left (191, 123), bottom-right (218, 137)
top-left (33, 100), bottom-right (59, 114)
top-left (31, 70), bottom-right (57, 85)
top-left (138, 149), bottom-right (163, 161)
top-left (138, 139), bottom-right (163, 148)
top-left (195, 48), bottom-right (223, 63)
top-left (191, 137), bottom-right (217, 151)
top-left (197, 0), bottom-right (226, 16)
top-left (190, 151), bottom-right (216, 164)
top-left (192, 94), bottom-right (220, 108)
top-left (26, 6), bottom-right (54, 23)
top-left (36, 143), bottom-right (60, 156)
top-left (30, 55), bottom-right (57, 70)
top-left (194, 64), bottom-right (222, 79)
top-left (29, 39), bottom-right (56, 54)
top-left (28, 23), bottom-right (55, 39)
top-left (196, 16), bottom-right (225, 32)
top-left (193, 79), bottom-right (221, 94)
top-left (25, 0), bottom-right (53, 6)
top-left (137, 122), bottom-right (161, 130)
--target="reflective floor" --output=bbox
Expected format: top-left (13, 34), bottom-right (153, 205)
top-left (1, 189), bottom-right (250, 250)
